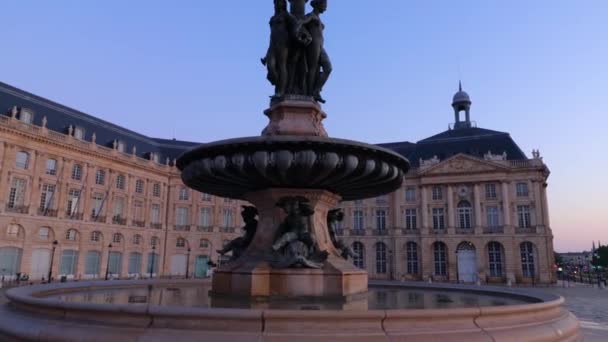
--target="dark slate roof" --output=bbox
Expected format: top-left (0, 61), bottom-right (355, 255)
top-left (378, 127), bottom-right (527, 167)
top-left (0, 81), bottom-right (527, 168)
top-left (0, 81), bottom-right (198, 162)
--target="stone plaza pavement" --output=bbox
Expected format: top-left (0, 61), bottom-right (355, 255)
top-left (532, 281), bottom-right (608, 341)
top-left (0, 282), bottom-right (606, 341)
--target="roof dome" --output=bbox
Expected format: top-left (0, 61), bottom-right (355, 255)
top-left (452, 81), bottom-right (471, 106)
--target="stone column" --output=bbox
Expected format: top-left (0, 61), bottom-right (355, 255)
top-left (532, 180), bottom-right (543, 228)
top-left (56, 158), bottom-right (70, 219)
top-left (420, 186), bottom-right (429, 232)
top-left (0, 143), bottom-right (14, 208)
top-left (447, 185), bottom-right (455, 229)
top-left (473, 184), bottom-right (483, 234)
top-left (125, 175), bottom-right (133, 226)
top-left (28, 151), bottom-right (42, 215)
top-left (83, 163), bottom-right (95, 222)
top-left (501, 181), bottom-right (512, 232)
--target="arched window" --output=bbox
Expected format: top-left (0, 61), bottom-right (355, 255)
top-left (352, 242), bottom-right (365, 269)
top-left (15, 151), bottom-right (29, 169)
top-left (112, 233), bottom-right (122, 243)
top-left (375, 242), bottom-right (387, 274)
top-left (39, 227), bottom-right (50, 240)
top-left (176, 238), bottom-right (186, 248)
top-left (433, 242), bottom-right (448, 276)
top-left (520, 242), bottom-right (536, 278)
top-left (59, 250), bottom-right (79, 276)
top-left (147, 252), bottom-right (159, 275)
top-left (151, 237), bottom-right (160, 247)
top-left (406, 242), bottom-right (419, 275)
top-left (457, 201), bottom-right (473, 229)
top-left (85, 251), bottom-right (101, 276)
top-left (65, 229), bottom-right (78, 241)
top-left (91, 231), bottom-right (102, 242)
top-left (200, 239), bottom-right (210, 248)
top-left (128, 252), bottom-right (142, 275)
top-left (0, 247), bottom-right (23, 277)
top-left (108, 252), bottom-right (122, 276)
top-left (7, 224), bottom-right (21, 238)
top-left (488, 242), bottom-right (504, 277)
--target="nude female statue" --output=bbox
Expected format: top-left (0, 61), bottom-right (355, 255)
top-left (262, 0), bottom-right (292, 99)
top-left (305, 0), bottom-right (331, 103)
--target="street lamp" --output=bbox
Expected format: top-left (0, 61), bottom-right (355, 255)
top-left (149, 245), bottom-right (156, 279)
top-left (47, 240), bottom-right (59, 283)
top-left (186, 248), bottom-right (191, 279)
top-left (105, 243), bottom-right (113, 280)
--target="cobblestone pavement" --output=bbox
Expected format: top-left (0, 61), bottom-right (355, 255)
top-left (533, 282), bottom-right (608, 341)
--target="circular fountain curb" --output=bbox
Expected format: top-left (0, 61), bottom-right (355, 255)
top-left (1, 279), bottom-right (582, 341)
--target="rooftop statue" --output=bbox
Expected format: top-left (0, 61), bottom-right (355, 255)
top-left (262, 0), bottom-right (331, 103)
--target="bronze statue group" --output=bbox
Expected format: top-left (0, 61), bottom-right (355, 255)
top-left (262, 0), bottom-right (331, 103)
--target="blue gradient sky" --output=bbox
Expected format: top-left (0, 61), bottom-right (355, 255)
top-left (1, 1), bottom-right (606, 251)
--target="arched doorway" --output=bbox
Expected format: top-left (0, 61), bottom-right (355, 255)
top-left (194, 255), bottom-right (209, 278)
top-left (30, 248), bottom-right (51, 281)
top-left (457, 242), bottom-right (477, 283)
top-left (170, 254), bottom-right (187, 276)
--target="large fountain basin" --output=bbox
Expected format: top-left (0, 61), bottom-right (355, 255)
top-left (177, 136), bottom-right (410, 201)
top-left (1, 279), bottom-right (582, 341)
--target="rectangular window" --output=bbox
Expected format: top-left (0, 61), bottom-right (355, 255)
top-left (67, 189), bottom-right (81, 215)
top-left (135, 180), bottom-right (144, 194)
top-left (39, 184), bottom-right (56, 210)
top-left (71, 164), bottom-right (82, 181)
top-left (353, 210), bottom-right (364, 231)
top-left (405, 209), bottom-right (417, 230)
top-left (517, 205), bottom-right (532, 228)
top-left (113, 197), bottom-right (125, 218)
top-left (15, 152), bottom-right (29, 169)
top-left (8, 178), bottom-right (27, 208)
top-left (201, 193), bottom-right (212, 201)
top-left (95, 170), bottom-right (106, 185)
top-left (178, 187), bottom-right (189, 201)
top-left (199, 207), bottom-right (212, 227)
top-left (485, 183), bottom-right (497, 199)
top-left (152, 183), bottom-right (161, 197)
top-left (176, 207), bottom-right (190, 226)
top-left (486, 206), bottom-right (500, 227)
top-left (45, 159), bottom-right (57, 175)
top-left (516, 182), bottom-right (529, 197)
top-left (133, 201), bottom-right (144, 221)
top-left (376, 210), bottom-right (386, 231)
top-left (92, 193), bottom-right (104, 217)
top-left (432, 208), bottom-right (445, 230)
top-left (116, 175), bottom-right (125, 190)
top-left (432, 186), bottom-right (443, 201)
top-left (39, 227), bottom-right (50, 240)
top-left (405, 187), bottom-right (416, 202)
top-left (222, 208), bottom-right (233, 228)
top-left (150, 204), bottom-right (161, 224)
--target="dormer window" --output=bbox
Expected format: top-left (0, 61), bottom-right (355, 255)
top-left (19, 109), bottom-right (33, 124)
top-left (73, 126), bottom-right (85, 140)
top-left (150, 152), bottom-right (160, 164)
top-left (117, 140), bottom-right (127, 153)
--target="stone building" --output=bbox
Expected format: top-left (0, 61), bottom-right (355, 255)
top-left (0, 81), bottom-right (555, 284)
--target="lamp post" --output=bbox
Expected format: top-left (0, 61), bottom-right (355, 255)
top-left (105, 243), bottom-right (113, 280)
top-left (47, 240), bottom-right (59, 283)
top-left (149, 245), bottom-right (156, 279)
top-left (186, 248), bottom-right (191, 279)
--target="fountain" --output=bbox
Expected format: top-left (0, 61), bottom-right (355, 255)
top-left (0, 1), bottom-right (581, 341)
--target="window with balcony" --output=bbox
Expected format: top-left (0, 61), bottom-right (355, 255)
top-left (95, 169), bottom-right (106, 185)
top-left (353, 210), bottom-right (364, 231)
top-left (15, 151), bottom-right (29, 169)
top-left (151, 204), bottom-right (161, 224)
top-left (71, 164), bottom-right (82, 181)
top-left (39, 184), bottom-right (56, 211)
top-left (405, 209), bottom-right (417, 230)
top-left (176, 207), bottom-right (190, 226)
top-left (517, 205), bottom-right (532, 228)
top-left (485, 183), bottom-right (497, 199)
top-left (376, 210), bottom-right (386, 232)
top-left (201, 193), bottom-right (212, 201)
top-left (516, 182), bottom-right (529, 197)
top-left (133, 201), bottom-right (144, 223)
top-left (67, 189), bottom-right (81, 216)
top-left (222, 208), bottom-right (233, 228)
top-left (91, 193), bottom-right (104, 218)
top-left (8, 178), bottom-right (26, 209)
top-left (432, 208), bottom-right (445, 230)
top-left (199, 207), bottom-right (212, 227)
top-left (113, 197), bottom-right (125, 221)
top-left (405, 187), bottom-right (416, 202)
top-left (486, 206), bottom-right (500, 227)
top-left (457, 201), bottom-right (473, 229)
top-left (432, 186), bottom-right (443, 201)
top-left (45, 159), bottom-right (57, 175)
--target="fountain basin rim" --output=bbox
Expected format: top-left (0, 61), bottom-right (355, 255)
top-left (6, 279), bottom-right (562, 316)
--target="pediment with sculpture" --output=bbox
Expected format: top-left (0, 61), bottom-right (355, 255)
top-left (419, 154), bottom-right (510, 176)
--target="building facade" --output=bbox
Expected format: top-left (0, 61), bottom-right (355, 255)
top-left (0, 81), bottom-right (555, 284)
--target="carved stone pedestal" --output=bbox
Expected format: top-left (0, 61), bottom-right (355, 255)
top-left (211, 188), bottom-right (367, 298)
top-left (262, 99), bottom-right (328, 137)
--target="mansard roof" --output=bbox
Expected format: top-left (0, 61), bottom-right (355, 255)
top-left (1, 80), bottom-right (529, 167)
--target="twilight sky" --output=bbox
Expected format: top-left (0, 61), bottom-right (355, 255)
top-left (1, 0), bottom-right (606, 252)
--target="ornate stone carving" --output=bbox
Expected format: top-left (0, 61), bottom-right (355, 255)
top-left (419, 155), bottom-right (440, 168)
top-left (217, 206), bottom-right (259, 261)
top-left (484, 150), bottom-right (507, 161)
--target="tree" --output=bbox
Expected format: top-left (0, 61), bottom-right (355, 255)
top-left (592, 246), bottom-right (608, 268)
top-left (554, 252), bottom-right (564, 267)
